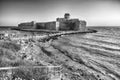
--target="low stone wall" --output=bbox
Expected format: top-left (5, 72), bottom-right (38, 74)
top-left (18, 21), bottom-right (36, 29)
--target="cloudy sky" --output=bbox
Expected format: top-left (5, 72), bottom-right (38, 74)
top-left (0, 0), bottom-right (120, 26)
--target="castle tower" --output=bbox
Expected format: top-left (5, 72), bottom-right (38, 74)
top-left (64, 13), bottom-right (70, 20)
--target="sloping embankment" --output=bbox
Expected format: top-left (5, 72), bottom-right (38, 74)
top-left (0, 29), bottom-right (120, 80)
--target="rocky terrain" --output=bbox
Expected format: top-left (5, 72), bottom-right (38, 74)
top-left (0, 27), bottom-right (120, 80)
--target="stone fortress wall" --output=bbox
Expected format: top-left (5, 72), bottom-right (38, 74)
top-left (18, 13), bottom-right (87, 31)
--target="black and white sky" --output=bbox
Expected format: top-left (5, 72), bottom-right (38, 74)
top-left (0, 0), bottom-right (120, 26)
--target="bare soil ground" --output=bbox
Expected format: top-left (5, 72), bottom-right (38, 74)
top-left (0, 27), bottom-right (120, 80)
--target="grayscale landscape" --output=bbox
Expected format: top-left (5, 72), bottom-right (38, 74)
top-left (0, 27), bottom-right (120, 80)
top-left (1, 0), bottom-right (120, 80)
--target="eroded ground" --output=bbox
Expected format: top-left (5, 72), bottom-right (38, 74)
top-left (0, 27), bottom-right (120, 80)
